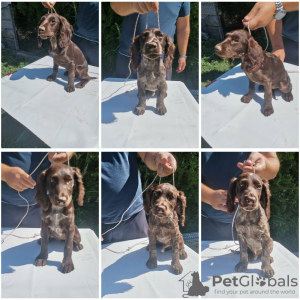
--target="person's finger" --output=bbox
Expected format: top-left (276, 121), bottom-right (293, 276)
top-left (136, 3), bottom-right (149, 14)
top-left (152, 2), bottom-right (159, 13)
top-left (243, 4), bottom-right (260, 22)
top-left (52, 152), bottom-right (67, 163)
top-left (21, 175), bottom-right (36, 188)
top-left (218, 204), bottom-right (228, 212)
top-left (15, 181), bottom-right (30, 191)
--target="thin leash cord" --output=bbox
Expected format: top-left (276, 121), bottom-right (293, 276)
top-left (1, 152), bottom-right (70, 244)
top-left (204, 164), bottom-right (257, 255)
top-left (244, 21), bottom-right (269, 51)
top-left (103, 165), bottom-right (175, 253)
top-left (47, 7), bottom-right (57, 14)
top-left (124, 11), bottom-right (160, 86)
top-left (102, 173), bottom-right (158, 237)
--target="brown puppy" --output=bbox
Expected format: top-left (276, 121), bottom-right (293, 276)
top-left (38, 13), bottom-right (96, 93)
top-left (35, 164), bottom-right (85, 273)
top-left (227, 172), bottom-right (274, 278)
top-left (144, 183), bottom-right (187, 274)
top-left (215, 29), bottom-right (293, 116)
top-left (130, 28), bottom-right (175, 115)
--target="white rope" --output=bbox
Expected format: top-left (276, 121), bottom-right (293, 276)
top-left (1, 152), bottom-right (70, 243)
top-left (246, 21), bottom-right (269, 51)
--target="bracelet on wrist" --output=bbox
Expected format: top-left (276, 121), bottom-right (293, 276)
top-left (179, 54), bottom-right (187, 59)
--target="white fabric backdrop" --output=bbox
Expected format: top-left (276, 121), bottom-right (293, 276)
top-left (2, 56), bottom-right (99, 148)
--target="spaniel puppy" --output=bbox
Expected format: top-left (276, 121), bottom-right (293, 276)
top-left (227, 172), bottom-right (274, 278)
top-left (130, 28), bottom-right (175, 115)
top-left (215, 30), bottom-right (293, 117)
top-left (35, 164), bottom-right (85, 273)
top-left (144, 183), bottom-right (187, 274)
top-left (38, 13), bottom-right (96, 93)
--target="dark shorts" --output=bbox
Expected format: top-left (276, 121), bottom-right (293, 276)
top-left (102, 209), bottom-right (148, 244)
top-left (116, 52), bottom-right (172, 80)
top-left (1, 202), bottom-right (42, 228)
top-left (201, 214), bottom-right (237, 241)
top-left (283, 36), bottom-right (299, 66)
top-left (72, 34), bottom-right (99, 67)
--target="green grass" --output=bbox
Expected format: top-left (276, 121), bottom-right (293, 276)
top-left (1, 49), bottom-right (36, 78)
top-left (201, 39), bottom-right (239, 87)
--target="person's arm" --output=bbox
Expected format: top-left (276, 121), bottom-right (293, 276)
top-left (237, 152), bottom-right (280, 180)
top-left (1, 163), bottom-right (36, 192)
top-left (201, 183), bottom-right (228, 212)
top-left (176, 15), bottom-right (190, 73)
top-left (243, 2), bottom-right (299, 30)
top-left (110, 2), bottom-right (159, 16)
top-left (267, 19), bottom-right (285, 62)
top-left (138, 152), bottom-right (177, 177)
top-left (48, 152), bottom-right (75, 164)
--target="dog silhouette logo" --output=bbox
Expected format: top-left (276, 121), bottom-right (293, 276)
top-left (179, 271), bottom-right (209, 297)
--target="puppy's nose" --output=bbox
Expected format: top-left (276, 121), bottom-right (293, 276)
top-left (57, 196), bottom-right (67, 204)
top-left (245, 197), bottom-right (254, 205)
top-left (155, 206), bottom-right (165, 213)
top-left (38, 27), bottom-right (45, 34)
top-left (214, 45), bottom-right (221, 52)
top-left (146, 42), bottom-right (157, 50)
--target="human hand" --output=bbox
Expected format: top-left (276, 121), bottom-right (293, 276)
top-left (3, 166), bottom-right (36, 192)
top-left (237, 152), bottom-right (267, 176)
top-left (209, 189), bottom-right (228, 212)
top-left (41, 2), bottom-right (56, 9)
top-left (242, 2), bottom-right (276, 30)
top-left (131, 2), bottom-right (159, 14)
top-left (48, 152), bottom-right (73, 164)
top-left (176, 57), bottom-right (186, 73)
top-left (155, 152), bottom-right (177, 177)
top-left (272, 47), bottom-right (285, 62)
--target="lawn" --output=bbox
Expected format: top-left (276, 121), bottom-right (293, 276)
top-left (201, 38), bottom-right (239, 88)
top-left (1, 49), bottom-right (36, 78)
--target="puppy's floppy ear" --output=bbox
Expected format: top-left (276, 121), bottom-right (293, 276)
top-left (244, 36), bottom-right (264, 72)
top-left (38, 37), bottom-right (43, 48)
top-left (227, 177), bottom-right (237, 215)
top-left (58, 15), bottom-right (73, 48)
top-left (260, 179), bottom-right (271, 219)
top-left (130, 35), bottom-right (141, 71)
top-left (35, 169), bottom-right (49, 211)
top-left (176, 191), bottom-right (186, 226)
top-left (72, 167), bottom-right (85, 206)
top-left (144, 183), bottom-right (158, 215)
top-left (163, 34), bottom-right (175, 70)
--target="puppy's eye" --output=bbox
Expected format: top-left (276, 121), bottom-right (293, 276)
top-left (168, 195), bottom-right (174, 200)
top-left (50, 178), bottom-right (54, 183)
top-left (157, 32), bottom-right (163, 38)
top-left (256, 185), bottom-right (262, 189)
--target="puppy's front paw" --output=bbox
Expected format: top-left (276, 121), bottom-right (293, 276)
top-left (146, 258), bottom-right (157, 269)
top-left (65, 85), bottom-right (75, 93)
top-left (60, 260), bottom-right (74, 273)
top-left (284, 92), bottom-right (293, 102)
top-left (47, 75), bottom-right (56, 82)
top-left (261, 266), bottom-right (274, 278)
top-left (262, 105), bottom-right (274, 117)
top-left (35, 257), bottom-right (47, 266)
top-left (180, 250), bottom-right (188, 260)
top-left (156, 105), bottom-right (167, 115)
top-left (171, 262), bottom-right (183, 275)
top-left (241, 94), bottom-right (253, 103)
top-left (135, 106), bottom-right (145, 115)
top-left (74, 243), bottom-right (83, 251)
top-left (235, 261), bottom-right (248, 272)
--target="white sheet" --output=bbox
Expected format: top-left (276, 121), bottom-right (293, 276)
top-left (1, 56), bottom-right (99, 148)
top-left (1, 228), bottom-right (99, 298)
top-left (201, 241), bottom-right (299, 298)
top-left (202, 63), bottom-right (299, 148)
top-left (101, 78), bottom-right (199, 148)
top-left (102, 237), bottom-right (199, 298)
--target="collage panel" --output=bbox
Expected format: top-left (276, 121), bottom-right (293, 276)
top-left (101, 2), bottom-right (199, 148)
top-left (1, 2), bottom-right (99, 148)
top-left (201, 2), bottom-right (299, 148)
top-left (1, 152), bottom-right (99, 297)
top-left (101, 152), bottom-right (199, 298)
top-left (201, 152), bottom-right (299, 297)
